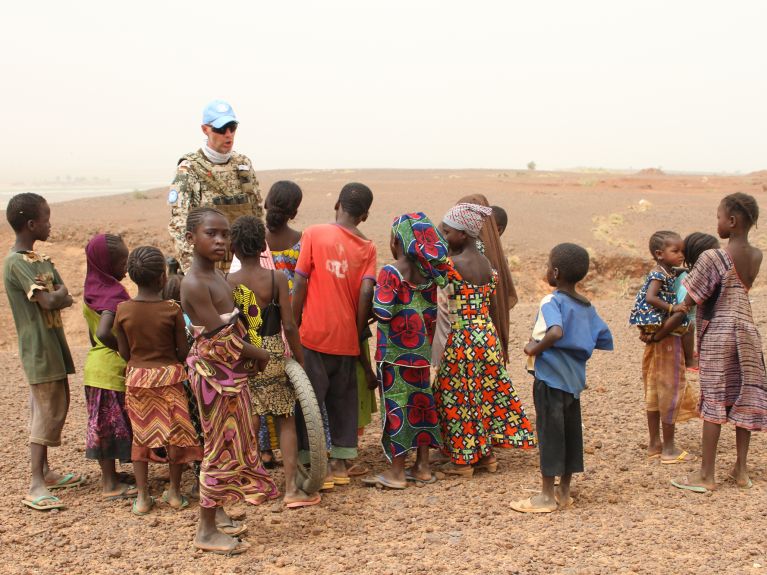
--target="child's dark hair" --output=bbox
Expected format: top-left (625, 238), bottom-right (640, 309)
top-left (265, 181), bottom-right (303, 232)
top-left (338, 182), bottom-right (373, 218)
top-left (683, 232), bottom-right (720, 268)
top-left (105, 234), bottom-right (124, 256)
top-left (648, 230), bottom-right (681, 259)
top-left (722, 192), bottom-right (759, 227)
top-left (127, 246), bottom-right (166, 287)
top-left (186, 206), bottom-right (226, 233)
top-left (6, 193), bottom-right (47, 232)
top-left (550, 243), bottom-right (590, 283)
top-left (162, 257), bottom-right (183, 302)
top-left (231, 216), bottom-right (266, 258)
top-left (490, 205), bottom-right (508, 230)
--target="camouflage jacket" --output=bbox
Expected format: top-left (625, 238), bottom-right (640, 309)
top-left (167, 149), bottom-right (263, 270)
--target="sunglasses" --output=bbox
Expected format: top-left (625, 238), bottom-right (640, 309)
top-left (210, 122), bottom-right (238, 135)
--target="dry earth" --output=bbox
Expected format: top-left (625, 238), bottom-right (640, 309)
top-left (1, 169), bottom-right (766, 574)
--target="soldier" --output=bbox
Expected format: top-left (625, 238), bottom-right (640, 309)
top-left (167, 99), bottom-right (263, 271)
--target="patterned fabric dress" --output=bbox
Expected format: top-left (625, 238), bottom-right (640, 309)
top-left (272, 241), bottom-right (301, 293)
top-left (683, 249), bottom-right (767, 430)
top-left (630, 266), bottom-right (697, 424)
top-left (435, 267), bottom-right (536, 465)
top-left (233, 282), bottom-right (297, 417)
top-left (125, 364), bottom-right (202, 463)
top-left (374, 265), bottom-right (442, 460)
top-left (186, 321), bottom-right (278, 508)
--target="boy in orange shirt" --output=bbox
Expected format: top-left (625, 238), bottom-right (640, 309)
top-left (292, 183), bottom-right (377, 485)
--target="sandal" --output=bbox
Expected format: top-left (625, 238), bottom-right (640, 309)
top-left (131, 496), bottom-right (156, 516)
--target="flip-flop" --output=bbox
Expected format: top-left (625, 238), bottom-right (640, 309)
top-left (510, 497), bottom-right (557, 514)
top-left (46, 472), bottom-right (84, 490)
top-left (161, 490), bottom-right (190, 510)
top-left (404, 470), bottom-right (437, 485)
top-left (346, 463), bottom-right (369, 477)
top-left (727, 473), bottom-right (753, 489)
top-left (661, 450), bottom-right (697, 464)
top-left (194, 539), bottom-right (251, 556)
top-left (22, 494), bottom-right (65, 511)
top-left (332, 476), bottom-right (351, 486)
top-left (647, 452), bottom-right (661, 460)
top-left (320, 480), bottom-right (335, 491)
top-left (360, 474), bottom-right (407, 490)
top-left (440, 463), bottom-right (474, 477)
top-left (103, 484), bottom-right (138, 501)
top-left (554, 491), bottom-right (574, 509)
top-left (131, 496), bottom-right (156, 516)
top-left (216, 521), bottom-right (248, 537)
top-left (284, 494), bottom-right (322, 509)
top-left (670, 478), bottom-right (709, 494)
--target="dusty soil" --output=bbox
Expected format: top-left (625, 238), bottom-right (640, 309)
top-left (1, 169), bottom-right (766, 574)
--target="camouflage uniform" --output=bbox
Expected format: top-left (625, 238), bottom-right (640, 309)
top-left (167, 149), bottom-right (263, 271)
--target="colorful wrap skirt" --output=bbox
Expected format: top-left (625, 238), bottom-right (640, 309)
top-left (642, 334), bottom-right (698, 425)
top-left (84, 386), bottom-right (133, 462)
top-left (186, 323), bottom-right (278, 508)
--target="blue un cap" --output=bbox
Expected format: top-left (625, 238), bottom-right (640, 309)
top-left (202, 99), bottom-right (238, 129)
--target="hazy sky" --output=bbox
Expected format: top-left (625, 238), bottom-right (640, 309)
top-left (2, 0), bottom-right (765, 184)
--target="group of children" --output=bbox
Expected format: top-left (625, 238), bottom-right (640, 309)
top-left (4, 185), bottom-right (766, 554)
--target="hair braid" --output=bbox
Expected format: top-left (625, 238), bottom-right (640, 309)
top-left (683, 232), bottom-right (720, 268)
top-left (722, 192), bottom-right (759, 227)
top-left (231, 216), bottom-right (266, 258)
top-left (127, 246), bottom-right (166, 287)
top-left (265, 181), bottom-right (303, 232)
top-left (186, 206), bottom-right (225, 233)
top-left (648, 230), bottom-right (681, 260)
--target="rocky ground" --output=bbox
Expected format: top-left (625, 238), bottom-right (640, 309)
top-left (1, 170), bottom-right (765, 574)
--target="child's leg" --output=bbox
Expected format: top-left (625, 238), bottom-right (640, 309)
top-left (675, 421), bottom-right (720, 491)
top-left (682, 327), bottom-right (697, 369)
top-left (527, 380), bottom-right (561, 510)
top-left (133, 461), bottom-right (152, 512)
top-left (99, 459), bottom-right (123, 494)
top-left (278, 414), bottom-right (318, 502)
top-left (164, 462), bottom-right (185, 508)
top-left (731, 426), bottom-right (752, 487)
top-left (646, 411), bottom-right (662, 456)
top-left (29, 443), bottom-right (50, 498)
top-left (378, 453), bottom-right (407, 484)
top-left (410, 445), bottom-right (432, 480)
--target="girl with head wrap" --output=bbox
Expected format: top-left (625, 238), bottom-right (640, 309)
top-left (82, 233), bottom-right (136, 499)
top-left (362, 213), bottom-right (450, 488)
top-left (432, 204), bottom-right (535, 476)
top-left (457, 193), bottom-right (517, 364)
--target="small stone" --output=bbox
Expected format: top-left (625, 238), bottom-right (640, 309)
top-left (619, 465), bottom-right (629, 472)
top-left (108, 550), bottom-right (122, 559)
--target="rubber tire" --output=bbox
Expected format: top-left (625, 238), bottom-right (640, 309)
top-left (284, 358), bottom-right (327, 494)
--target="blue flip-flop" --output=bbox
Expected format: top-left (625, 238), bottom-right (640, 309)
top-left (671, 479), bottom-right (709, 494)
top-left (22, 494), bottom-right (65, 511)
top-left (46, 472), bottom-right (84, 490)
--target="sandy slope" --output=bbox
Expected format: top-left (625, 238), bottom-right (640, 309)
top-left (0, 169), bottom-right (765, 574)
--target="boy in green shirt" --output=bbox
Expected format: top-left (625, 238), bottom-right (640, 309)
top-left (4, 193), bottom-right (79, 511)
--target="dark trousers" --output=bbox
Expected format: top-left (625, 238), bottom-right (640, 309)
top-left (296, 347), bottom-right (358, 458)
top-left (533, 379), bottom-right (584, 477)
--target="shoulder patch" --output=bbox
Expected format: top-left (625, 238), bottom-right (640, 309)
top-left (168, 188), bottom-right (179, 204)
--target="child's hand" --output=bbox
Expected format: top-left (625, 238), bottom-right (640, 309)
top-left (365, 367), bottom-right (378, 390)
top-left (672, 303), bottom-right (689, 314)
top-left (638, 331), bottom-right (654, 344)
top-left (523, 340), bottom-right (538, 357)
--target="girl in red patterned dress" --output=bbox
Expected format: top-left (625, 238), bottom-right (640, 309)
top-left (434, 203), bottom-right (536, 476)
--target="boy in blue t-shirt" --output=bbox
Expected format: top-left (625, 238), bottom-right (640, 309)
top-left (511, 243), bottom-right (613, 513)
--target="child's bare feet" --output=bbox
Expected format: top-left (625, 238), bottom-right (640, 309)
top-left (510, 492), bottom-right (558, 513)
top-left (406, 461), bottom-right (433, 482)
top-left (671, 471), bottom-right (716, 493)
top-left (660, 448), bottom-right (696, 464)
top-left (283, 489), bottom-right (321, 508)
top-left (194, 528), bottom-right (247, 555)
top-left (728, 466), bottom-right (752, 489)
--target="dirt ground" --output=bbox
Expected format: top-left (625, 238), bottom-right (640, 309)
top-left (1, 169), bottom-right (766, 574)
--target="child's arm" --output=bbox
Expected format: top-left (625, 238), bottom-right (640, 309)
top-left (291, 274), bottom-right (308, 327)
top-left (33, 284), bottom-right (73, 311)
top-left (643, 293), bottom-right (695, 343)
top-left (277, 273), bottom-right (304, 367)
top-left (357, 278), bottom-right (377, 390)
top-left (524, 326), bottom-right (563, 357)
top-left (95, 311), bottom-right (119, 351)
top-left (174, 307), bottom-right (190, 362)
top-left (114, 320), bottom-right (131, 363)
top-left (646, 278), bottom-right (687, 315)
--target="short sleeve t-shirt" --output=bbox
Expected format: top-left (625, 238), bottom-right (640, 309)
top-left (295, 224), bottom-right (377, 356)
top-left (115, 300), bottom-right (186, 368)
top-left (83, 304), bottom-right (127, 392)
top-left (528, 290), bottom-right (613, 398)
top-left (3, 250), bottom-right (75, 384)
